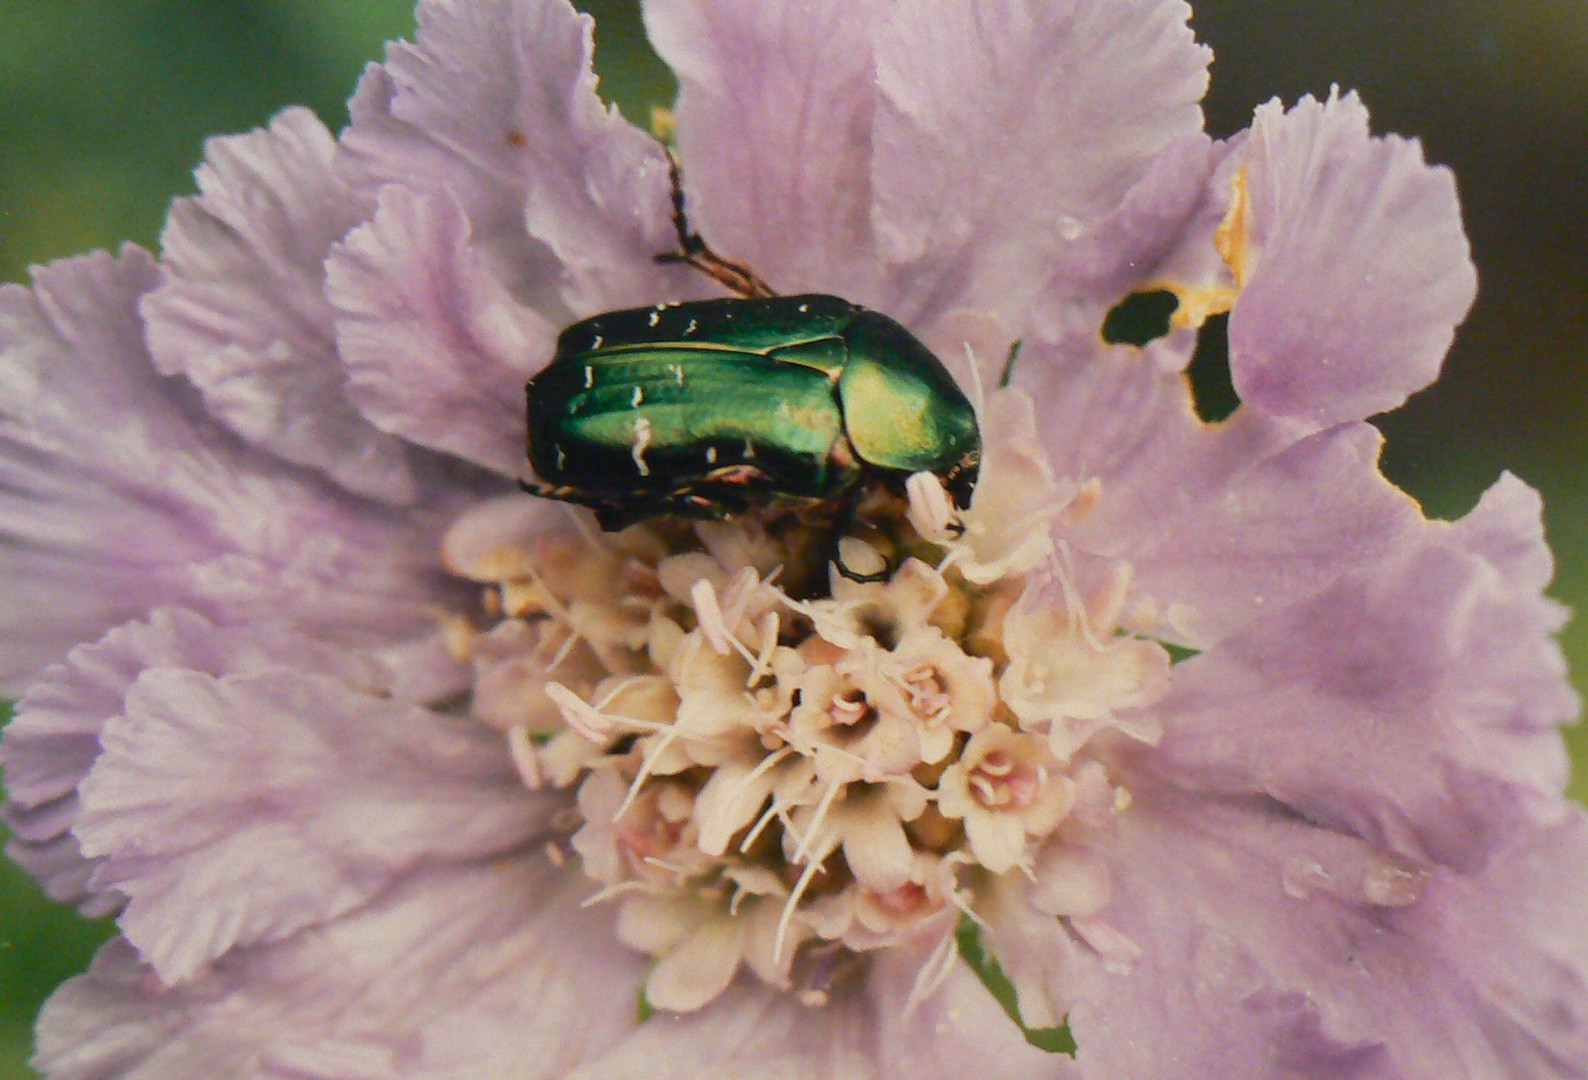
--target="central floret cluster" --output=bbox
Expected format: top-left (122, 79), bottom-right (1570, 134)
top-left (444, 394), bottom-right (1171, 1012)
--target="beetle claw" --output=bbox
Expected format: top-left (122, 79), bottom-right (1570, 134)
top-left (833, 547), bottom-right (892, 585)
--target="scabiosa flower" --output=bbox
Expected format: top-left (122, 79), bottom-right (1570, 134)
top-left (3, 0), bottom-right (1585, 1075)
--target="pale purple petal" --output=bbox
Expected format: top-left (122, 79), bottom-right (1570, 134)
top-left (73, 665), bottom-right (545, 983)
top-left (1019, 342), bottom-right (1422, 644)
top-left (502, 0), bottom-right (694, 315)
top-left (327, 184), bottom-right (555, 476)
top-left (644, 0), bottom-right (891, 301)
top-left (1377, 812), bottom-right (1588, 1077)
top-left (1146, 474), bottom-right (1577, 871)
top-left (0, 249), bottom-right (461, 693)
top-left (869, 949), bottom-right (1081, 1080)
top-left (1116, 421), bottom-right (1424, 643)
top-left (34, 860), bottom-right (641, 1080)
top-left (140, 107), bottom-right (424, 504)
top-left (1025, 131), bottom-right (1228, 366)
top-left (1226, 91), bottom-right (1478, 426)
top-left (1, 607), bottom-right (454, 916)
top-left (567, 979), bottom-right (878, 1080)
top-left (872, 0), bottom-right (1210, 334)
top-left (1070, 785), bottom-right (1588, 1079)
top-left (337, 0), bottom-right (689, 318)
top-left (1452, 470), bottom-right (1558, 595)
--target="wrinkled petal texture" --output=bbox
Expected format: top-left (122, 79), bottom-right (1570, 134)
top-left (1070, 786), bottom-right (1588, 1080)
top-left (1148, 474), bottom-right (1577, 872)
top-left (76, 664), bottom-right (546, 984)
top-left (141, 107), bottom-right (423, 504)
top-left (2, 608), bottom-right (402, 915)
top-left (1228, 91), bottom-right (1478, 427)
top-left (328, 185), bottom-right (556, 477)
top-left (34, 862), bottom-right (642, 1080)
top-left (338, 0), bottom-right (689, 319)
top-left (645, 0), bottom-right (891, 302)
top-left (1017, 341), bottom-right (1423, 646)
top-left (873, 0), bottom-right (1210, 334)
top-left (0, 249), bottom-right (458, 695)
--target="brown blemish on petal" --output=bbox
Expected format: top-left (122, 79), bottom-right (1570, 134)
top-left (1168, 166), bottom-right (1253, 329)
top-left (1215, 166), bottom-right (1255, 287)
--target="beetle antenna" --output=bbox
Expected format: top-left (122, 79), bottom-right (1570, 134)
top-left (653, 140), bottom-right (777, 300)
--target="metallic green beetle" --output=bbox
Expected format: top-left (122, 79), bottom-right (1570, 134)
top-left (523, 293), bottom-right (981, 531)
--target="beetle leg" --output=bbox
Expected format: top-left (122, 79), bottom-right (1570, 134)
top-left (519, 476), bottom-right (569, 499)
top-left (703, 463), bottom-right (774, 487)
top-left (828, 491), bottom-right (893, 585)
top-left (833, 549), bottom-right (891, 585)
top-left (653, 141), bottom-right (777, 300)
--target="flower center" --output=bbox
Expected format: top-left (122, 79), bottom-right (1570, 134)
top-left (442, 415), bottom-right (1172, 1013)
top-left (967, 750), bottom-right (1037, 809)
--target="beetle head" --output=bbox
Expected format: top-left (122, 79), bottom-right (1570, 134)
top-left (940, 448), bottom-right (981, 510)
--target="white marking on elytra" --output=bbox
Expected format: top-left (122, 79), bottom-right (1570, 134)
top-left (631, 416), bottom-right (654, 476)
top-left (592, 334), bottom-right (603, 349)
top-left (706, 445), bottom-right (718, 464)
top-left (798, 303), bottom-right (809, 313)
top-left (583, 365), bottom-right (594, 388)
top-left (556, 445), bottom-right (566, 470)
top-left (648, 307), bottom-right (662, 327)
top-left (671, 363), bottom-right (685, 385)
top-left (743, 439), bottom-right (756, 459)
top-left (685, 318), bottom-right (698, 335)
top-left (632, 386), bottom-right (645, 407)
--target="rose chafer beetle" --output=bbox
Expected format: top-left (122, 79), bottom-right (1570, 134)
top-left (523, 153), bottom-right (980, 533)
top-left (524, 294), bottom-right (980, 530)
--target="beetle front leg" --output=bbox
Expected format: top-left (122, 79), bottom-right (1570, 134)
top-left (828, 493), bottom-right (893, 585)
top-left (653, 142), bottom-right (777, 300)
top-left (518, 476), bottom-right (566, 500)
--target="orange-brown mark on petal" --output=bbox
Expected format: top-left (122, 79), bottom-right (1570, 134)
top-left (1168, 166), bottom-right (1252, 330)
top-left (1215, 165), bottom-right (1255, 286)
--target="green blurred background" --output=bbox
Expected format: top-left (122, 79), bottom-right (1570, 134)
top-left (0, 0), bottom-right (1583, 1073)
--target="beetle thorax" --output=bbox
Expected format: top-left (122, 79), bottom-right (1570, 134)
top-left (444, 390), bottom-right (1171, 1013)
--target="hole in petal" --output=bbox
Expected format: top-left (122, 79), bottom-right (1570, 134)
top-left (1101, 289), bottom-right (1179, 347)
top-left (1186, 312), bottom-right (1240, 423)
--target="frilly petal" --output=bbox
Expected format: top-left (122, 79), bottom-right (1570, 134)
top-left (1020, 339), bottom-right (1422, 644)
top-left (1, 608), bottom-right (459, 919)
top-left (327, 184), bottom-right (555, 476)
top-left (644, 0), bottom-right (891, 301)
top-left (1147, 473), bottom-right (1577, 871)
top-left (872, 0), bottom-right (1210, 334)
top-left (1072, 786), bottom-right (1588, 1079)
top-left (337, 0), bottom-right (689, 319)
top-left (73, 666), bottom-right (546, 984)
top-left (33, 860), bottom-right (641, 1080)
top-left (140, 107), bottom-right (423, 504)
top-left (0, 248), bottom-right (460, 694)
top-left (1117, 421), bottom-right (1424, 643)
top-left (1225, 91), bottom-right (1478, 426)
